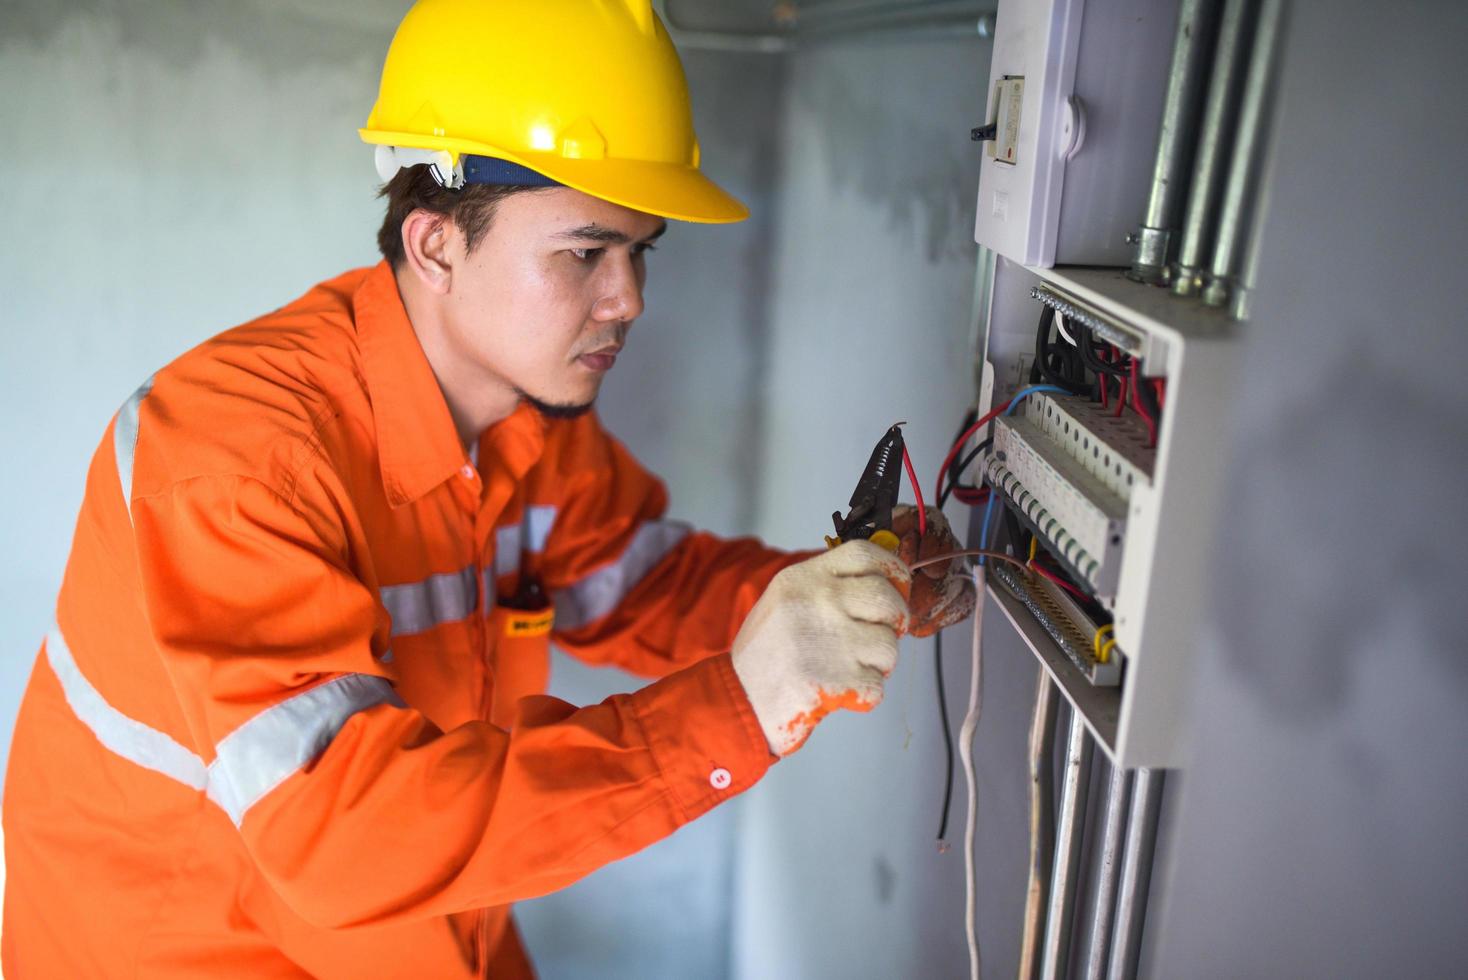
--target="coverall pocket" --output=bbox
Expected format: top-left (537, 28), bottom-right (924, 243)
top-left (486, 602), bottom-right (553, 729)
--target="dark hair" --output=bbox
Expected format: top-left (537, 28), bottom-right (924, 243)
top-left (376, 164), bottom-right (542, 266)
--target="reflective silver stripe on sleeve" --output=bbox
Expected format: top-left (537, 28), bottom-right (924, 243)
top-left (492, 505), bottom-right (559, 579)
top-left (207, 673), bottom-right (404, 826)
top-left (380, 566), bottom-right (478, 636)
top-left (47, 624), bottom-right (405, 826)
top-left (45, 627), bottom-right (208, 791)
top-left (554, 520), bottom-right (692, 630)
top-left (113, 374), bottom-right (156, 521)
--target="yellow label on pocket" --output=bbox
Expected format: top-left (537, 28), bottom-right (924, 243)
top-left (503, 607), bottom-right (555, 638)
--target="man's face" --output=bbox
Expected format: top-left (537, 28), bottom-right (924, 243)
top-left (442, 188), bottom-right (666, 417)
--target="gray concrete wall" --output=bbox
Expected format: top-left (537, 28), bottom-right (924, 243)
top-left (732, 34), bottom-right (998, 979)
top-left (0, 4), bottom-right (777, 977)
top-left (1144, 2), bottom-right (1468, 975)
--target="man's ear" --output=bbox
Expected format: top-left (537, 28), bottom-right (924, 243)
top-left (399, 208), bottom-right (455, 295)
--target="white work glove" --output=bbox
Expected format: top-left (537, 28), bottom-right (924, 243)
top-left (891, 504), bottom-right (978, 637)
top-left (731, 540), bottom-right (912, 757)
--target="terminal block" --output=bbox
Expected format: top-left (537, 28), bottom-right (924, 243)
top-left (985, 392), bottom-right (1155, 599)
top-left (991, 559), bottom-right (1121, 686)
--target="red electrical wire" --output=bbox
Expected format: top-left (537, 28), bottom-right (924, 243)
top-left (933, 399), bottom-right (1013, 503)
top-left (1131, 357), bottom-right (1158, 447)
top-left (1112, 365), bottom-right (1129, 417)
top-left (953, 487), bottom-right (988, 506)
top-left (1152, 378), bottom-right (1166, 410)
top-left (901, 442), bottom-right (927, 537)
top-left (1028, 562), bottom-right (1089, 600)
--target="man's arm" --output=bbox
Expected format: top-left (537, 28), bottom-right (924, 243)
top-left (539, 419), bottom-right (816, 678)
top-left (133, 470), bottom-right (774, 928)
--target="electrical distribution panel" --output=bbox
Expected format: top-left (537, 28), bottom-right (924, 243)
top-left (974, 0), bottom-right (1178, 267)
top-left (969, 263), bottom-right (1235, 767)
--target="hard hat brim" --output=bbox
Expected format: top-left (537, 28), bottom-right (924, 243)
top-left (360, 129), bottom-right (749, 224)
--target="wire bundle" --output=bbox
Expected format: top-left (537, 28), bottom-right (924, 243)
top-left (1040, 309), bottom-right (1167, 448)
top-left (925, 304), bottom-right (1162, 978)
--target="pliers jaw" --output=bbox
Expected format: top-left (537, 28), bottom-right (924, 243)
top-left (829, 423), bottom-right (906, 550)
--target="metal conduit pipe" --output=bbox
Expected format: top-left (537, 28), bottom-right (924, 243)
top-left (1106, 768), bottom-right (1166, 980)
top-left (1082, 763), bottom-right (1133, 980)
top-left (1040, 707), bottom-right (1094, 980)
top-left (802, 17), bottom-right (994, 43)
top-left (1128, 0), bottom-right (1224, 285)
top-left (791, 0), bottom-right (992, 31)
top-left (1203, 0), bottom-right (1284, 307)
top-left (1172, 0), bottom-right (1258, 296)
top-left (655, 0), bottom-right (992, 52)
top-left (653, 1), bottom-right (791, 53)
top-left (1018, 671), bottom-right (1061, 980)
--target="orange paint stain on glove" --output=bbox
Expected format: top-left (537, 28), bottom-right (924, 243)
top-left (779, 687), bottom-right (878, 754)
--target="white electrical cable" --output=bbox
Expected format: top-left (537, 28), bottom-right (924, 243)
top-left (1054, 311), bottom-right (1077, 347)
top-left (959, 565), bottom-right (987, 980)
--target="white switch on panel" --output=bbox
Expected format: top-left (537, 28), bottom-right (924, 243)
top-left (989, 76), bottom-right (1025, 165)
top-left (973, 0), bottom-right (1084, 267)
top-left (974, 0), bottom-right (1177, 268)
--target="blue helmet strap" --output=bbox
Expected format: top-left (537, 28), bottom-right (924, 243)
top-left (461, 155), bottom-right (562, 188)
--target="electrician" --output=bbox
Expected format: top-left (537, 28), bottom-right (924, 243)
top-left (2, 1), bottom-right (974, 976)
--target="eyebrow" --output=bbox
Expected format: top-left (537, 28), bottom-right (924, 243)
top-left (556, 222), bottom-right (668, 245)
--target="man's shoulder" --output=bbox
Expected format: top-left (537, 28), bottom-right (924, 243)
top-left (124, 267), bottom-right (378, 508)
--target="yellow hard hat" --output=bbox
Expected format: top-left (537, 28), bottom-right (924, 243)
top-left (360, 0), bottom-right (748, 224)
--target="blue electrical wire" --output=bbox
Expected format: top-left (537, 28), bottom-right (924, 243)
top-left (975, 385), bottom-right (1068, 564)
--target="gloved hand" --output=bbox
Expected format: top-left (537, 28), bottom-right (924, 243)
top-left (891, 504), bottom-right (977, 638)
top-left (731, 540), bottom-right (912, 757)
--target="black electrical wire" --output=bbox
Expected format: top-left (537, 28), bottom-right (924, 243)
top-left (935, 630), bottom-right (955, 843)
top-left (939, 438), bottom-right (993, 508)
top-left (1079, 326), bottom-right (1127, 404)
top-left (941, 408), bottom-right (979, 493)
top-left (1002, 506), bottom-right (1026, 554)
top-left (1135, 362), bottom-right (1162, 423)
top-left (1033, 307), bottom-right (1091, 398)
top-left (1080, 325), bottom-right (1128, 377)
top-left (1058, 327), bottom-right (1089, 392)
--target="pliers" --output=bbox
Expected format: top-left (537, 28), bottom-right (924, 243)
top-left (827, 423), bottom-right (906, 554)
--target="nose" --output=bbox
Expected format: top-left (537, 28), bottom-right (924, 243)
top-left (591, 253), bottom-right (646, 324)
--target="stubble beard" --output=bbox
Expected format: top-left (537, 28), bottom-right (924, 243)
top-left (516, 323), bottom-right (624, 420)
top-left (515, 386), bottom-right (597, 420)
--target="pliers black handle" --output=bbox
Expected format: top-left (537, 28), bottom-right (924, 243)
top-left (829, 423), bottom-right (905, 553)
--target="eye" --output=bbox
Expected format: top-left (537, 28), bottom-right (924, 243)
top-left (569, 247), bottom-right (604, 261)
top-left (633, 242), bottom-right (658, 257)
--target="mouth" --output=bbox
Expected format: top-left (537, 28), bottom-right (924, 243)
top-left (577, 345), bottom-right (622, 373)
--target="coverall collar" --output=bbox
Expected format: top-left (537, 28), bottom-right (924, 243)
top-left (354, 260), bottom-right (544, 507)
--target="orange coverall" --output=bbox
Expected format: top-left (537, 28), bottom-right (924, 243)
top-left (3, 262), bottom-right (799, 977)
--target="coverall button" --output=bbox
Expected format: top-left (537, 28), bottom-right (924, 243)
top-left (709, 767), bottom-right (732, 790)
top-left (460, 464), bottom-right (475, 479)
